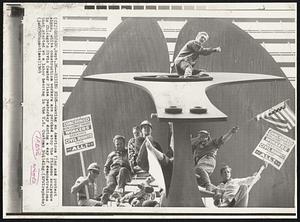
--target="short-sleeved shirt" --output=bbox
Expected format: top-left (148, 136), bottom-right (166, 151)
top-left (191, 137), bottom-right (224, 164)
top-left (175, 40), bottom-right (215, 65)
top-left (74, 176), bottom-right (97, 201)
top-left (104, 150), bottom-right (130, 175)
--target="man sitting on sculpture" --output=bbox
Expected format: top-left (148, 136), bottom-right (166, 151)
top-left (213, 165), bottom-right (262, 207)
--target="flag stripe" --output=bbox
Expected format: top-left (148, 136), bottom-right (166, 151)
top-left (279, 111), bottom-right (294, 129)
top-left (261, 118), bottom-right (289, 132)
top-left (275, 112), bottom-right (292, 129)
top-left (264, 115), bottom-right (289, 128)
top-left (263, 114), bottom-right (290, 132)
top-left (255, 101), bottom-right (295, 133)
top-left (265, 115), bottom-right (286, 124)
top-left (267, 102), bottom-right (285, 116)
top-left (257, 110), bottom-right (270, 120)
top-left (284, 105), bottom-right (296, 124)
top-left (281, 109), bottom-right (295, 127)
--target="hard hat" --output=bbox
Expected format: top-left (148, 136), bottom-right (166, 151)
top-left (113, 135), bottom-right (125, 143)
top-left (198, 130), bottom-right (210, 135)
top-left (87, 162), bottom-right (100, 172)
top-left (140, 120), bottom-right (152, 128)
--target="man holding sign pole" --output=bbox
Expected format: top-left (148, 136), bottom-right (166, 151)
top-left (71, 162), bottom-right (102, 206)
top-left (63, 114), bottom-right (99, 206)
top-left (213, 164), bottom-right (265, 207)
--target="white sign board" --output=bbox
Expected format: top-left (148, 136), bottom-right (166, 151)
top-left (63, 114), bottom-right (96, 156)
top-left (252, 128), bottom-right (295, 170)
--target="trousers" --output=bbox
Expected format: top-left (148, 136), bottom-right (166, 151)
top-left (101, 167), bottom-right (131, 203)
top-left (175, 60), bottom-right (193, 76)
top-left (194, 155), bottom-right (216, 190)
top-left (232, 184), bottom-right (249, 207)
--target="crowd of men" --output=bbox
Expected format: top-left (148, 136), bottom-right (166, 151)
top-left (71, 119), bottom-right (262, 207)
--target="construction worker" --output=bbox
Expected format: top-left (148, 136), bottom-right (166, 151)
top-left (192, 127), bottom-right (239, 191)
top-left (71, 162), bottom-right (102, 206)
top-left (174, 31), bottom-right (221, 78)
top-left (101, 135), bottom-right (132, 205)
top-left (136, 120), bottom-right (163, 172)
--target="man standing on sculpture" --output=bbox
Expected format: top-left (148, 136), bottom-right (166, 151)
top-left (101, 135), bottom-right (131, 204)
top-left (192, 127), bottom-right (239, 191)
top-left (174, 31), bottom-right (221, 78)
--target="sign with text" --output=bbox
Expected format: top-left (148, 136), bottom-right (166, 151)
top-left (252, 128), bottom-right (295, 170)
top-left (63, 114), bottom-right (96, 156)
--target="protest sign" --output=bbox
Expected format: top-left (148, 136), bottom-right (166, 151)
top-left (252, 128), bottom-right (295, 170)
top-left (63, 114), bottom-right (96, 156)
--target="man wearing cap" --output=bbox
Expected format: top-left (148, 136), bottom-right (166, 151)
top-left (192, 127), bottom-right (239, 191)
top-left (136, 120), bottom-right (163, 172)
top-left (213, 165), bottom-right (261, 207)
top-left (174, 31), bottom-right (221, 78)
top-left (101, 135), bottom-right (131, 204)
top-left (71, 162), bottom-right (102, 206)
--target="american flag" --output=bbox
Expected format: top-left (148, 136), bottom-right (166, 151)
top-left (145, 138), bottom-right (166, 192)
top-left (255, 101), bottom-right (295, 133)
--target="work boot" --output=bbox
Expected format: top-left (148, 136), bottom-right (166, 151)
top-left (184, 74), bottom-right (193, 78)
top-left (95, 201), bottom-right (103, 206)
top-left (101, 194), bottom-right (109, 205)
top-left (111, 191), bottom-right (120, 199)
top-left (228, 198), bottom-right (236, 207)
top-left (112, 187), bottom-right (124, 198)
top-left (133, 165), bottom-right (143, 173)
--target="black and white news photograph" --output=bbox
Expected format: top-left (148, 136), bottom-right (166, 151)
top-left (3, 2), bottom-right (297, 219)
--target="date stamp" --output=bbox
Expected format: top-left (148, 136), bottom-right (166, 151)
top-left (30, 163), bottom-right (40, 185)
top-left (32, 130), bottom-right (42, 160)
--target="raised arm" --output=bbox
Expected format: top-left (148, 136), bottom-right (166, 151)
top-left (239, 163), bottom-right (267, 187)
top-left (200, 46), bottom-right (221, 56)
top-left (222, 126), bottom-right (239, 143)
top-left (145, 137), bottom-right (164, 161)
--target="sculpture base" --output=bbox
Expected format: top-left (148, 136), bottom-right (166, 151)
top-left (162, 122), bottom-right (205, 207)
